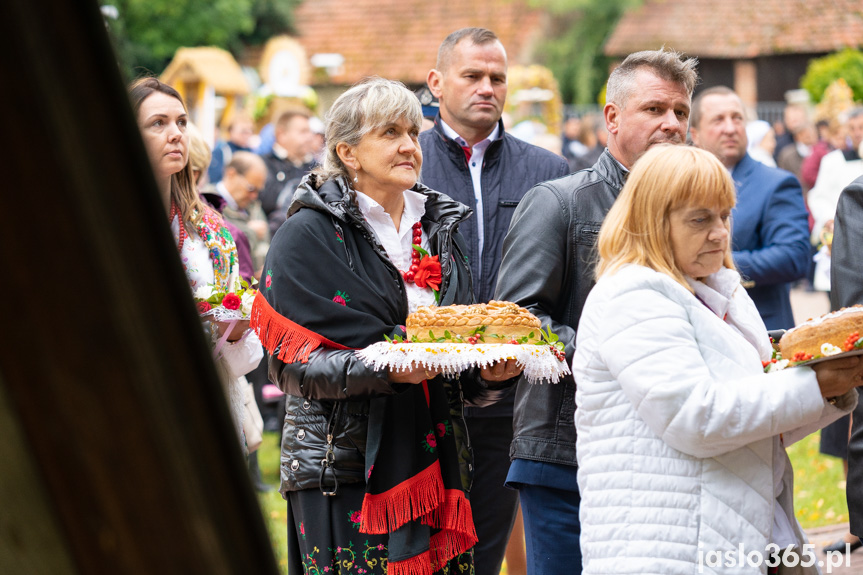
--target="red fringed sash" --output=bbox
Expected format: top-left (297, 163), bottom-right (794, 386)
top-left (360, 461), bottom-right (444, 534)
top-left (360, 460), bottom-right (477, 574)
top-left (253, 287), bottom-right (477, 574)
top-left (250, 290), bottom-right (350, 363)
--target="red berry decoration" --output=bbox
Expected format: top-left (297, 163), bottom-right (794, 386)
top-left (400, 223), bottom-right (442, 295)
top-left (790, 351), bottom-right (813, 362)
top-left (844, 331), bottom-right (860, 352)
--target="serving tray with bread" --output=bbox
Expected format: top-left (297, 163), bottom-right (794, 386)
top-left (765, 305), bottom-right (863, 371)
top-left (356, 301), bottom-right (570, 383)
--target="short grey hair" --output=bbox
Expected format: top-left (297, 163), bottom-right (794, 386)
top-left (436, 27), bottom-right (502, 72)
top-left (843, 107), bottom-right (863, 123)
top-left (606, 48), bottom-right (698, 109)
top-left (315, 77), bottom-right (423, 182)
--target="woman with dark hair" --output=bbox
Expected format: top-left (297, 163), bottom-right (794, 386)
top-left (252, 77), bottom-right (521, 574)
top-left (574, 144), bottom-right (863, 574)
top-left (129, 77), bottom-right (262, 442)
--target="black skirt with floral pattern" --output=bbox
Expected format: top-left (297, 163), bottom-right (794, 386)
top-left (287, 483), bottom-right (474, 574)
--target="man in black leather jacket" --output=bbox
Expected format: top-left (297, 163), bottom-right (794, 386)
top-left (831, 175), bottom-right (863, 542)
top-left (495, 48), bottom-right (698, 574)
top-left (420, 27), bottom-right (569, 575)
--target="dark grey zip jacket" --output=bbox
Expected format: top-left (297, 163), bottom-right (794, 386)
top-left (495, 150), bottom-right (627, 465)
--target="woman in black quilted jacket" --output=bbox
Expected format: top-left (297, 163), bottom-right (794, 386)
top-left (251, 77), bottom-right (521, 575)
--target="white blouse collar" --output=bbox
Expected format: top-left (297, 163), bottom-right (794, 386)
top-left (355, 189), bottom-right (427, 228)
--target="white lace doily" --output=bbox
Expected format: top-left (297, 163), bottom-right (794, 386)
top-left (201, 307), bottom-right (248, 322)
top-left (356, 342), bottom-right (570, 383)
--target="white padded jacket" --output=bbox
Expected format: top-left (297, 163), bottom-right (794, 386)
top-left (574, 265), bottom-right (856, 574)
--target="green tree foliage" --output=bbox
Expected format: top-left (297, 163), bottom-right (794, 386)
top-left (237, 0), bottom-right (302, 48)
top-left (101, 0), bottom-right (296, 80)
top-left (529, 0), bottom-right (641, 105)
top-left (801, 49), bottom-right (863, 104)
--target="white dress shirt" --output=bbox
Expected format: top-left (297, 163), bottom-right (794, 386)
top-left (355, 189), bottom-right (437, 313)
top-left (440, 119), bottom-right (500, 285)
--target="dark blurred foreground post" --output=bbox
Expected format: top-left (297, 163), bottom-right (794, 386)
top-left (0, 1), bottom-right (280, 573)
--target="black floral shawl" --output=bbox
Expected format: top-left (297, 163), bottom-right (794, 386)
top-left (251, 174), bottom-right (476, 574)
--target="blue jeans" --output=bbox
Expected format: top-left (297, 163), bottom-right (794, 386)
top-left (518, 483), bottom-right (582, 575)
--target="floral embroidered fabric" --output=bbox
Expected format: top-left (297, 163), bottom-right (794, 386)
top-left (287, 482), bottom-right (474, 575)
top-left (175, 206), bottom-right (239, 293)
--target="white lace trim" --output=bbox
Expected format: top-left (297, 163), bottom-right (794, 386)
top-left (356, 342), bottom-right (570, 383)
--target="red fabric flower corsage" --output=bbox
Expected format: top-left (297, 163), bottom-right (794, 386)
top-left (414, 255), bottom-right (441, 291)
top-left (405, 242), bottom-right (443, 303)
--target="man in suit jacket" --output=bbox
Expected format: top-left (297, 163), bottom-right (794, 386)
top-left (831, 176), bottom-right (863, 543)
top-left (690, 86), bottom-right (810, 330)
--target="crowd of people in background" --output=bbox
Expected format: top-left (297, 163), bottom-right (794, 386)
top-left (130, 28), bottom-right (863, 574)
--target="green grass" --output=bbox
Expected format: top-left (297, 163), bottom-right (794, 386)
top-left (256, 431), bottom-right (288, 574)
top-left (256, 429), bottom-right (848, 574)
top-left (788, 429), bottom-right (850, 529)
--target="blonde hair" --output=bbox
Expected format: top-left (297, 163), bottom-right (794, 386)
top-left (596, 145), bottom-right (736, 291)
top-left (315, 77), bottom-right (423, 182)
top-left (186, 121), bottom-right (212, 177)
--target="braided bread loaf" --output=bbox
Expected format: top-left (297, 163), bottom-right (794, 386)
top-left (406, 300), bottom-right (542, 343)
top-left (778, 305), bottom-right (863, 362)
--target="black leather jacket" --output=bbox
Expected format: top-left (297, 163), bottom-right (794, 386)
top-left (829, 175), bottom-right (863, 535)
top-left (269, 176), bottom-right (514, 494)
top-left (495, 150), bottom-right (627, 465)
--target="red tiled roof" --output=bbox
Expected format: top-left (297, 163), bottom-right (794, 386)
top-left (605, 0), bottom-right (863, 59)
top-left (293, 0), bottom-right (545, 85)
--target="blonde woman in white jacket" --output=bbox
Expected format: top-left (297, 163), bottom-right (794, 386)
top-left (574, 145), bottom-right (863, 575)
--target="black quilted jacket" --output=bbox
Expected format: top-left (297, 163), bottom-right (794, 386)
top-left (268, 176), bottom-right (515, 494)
